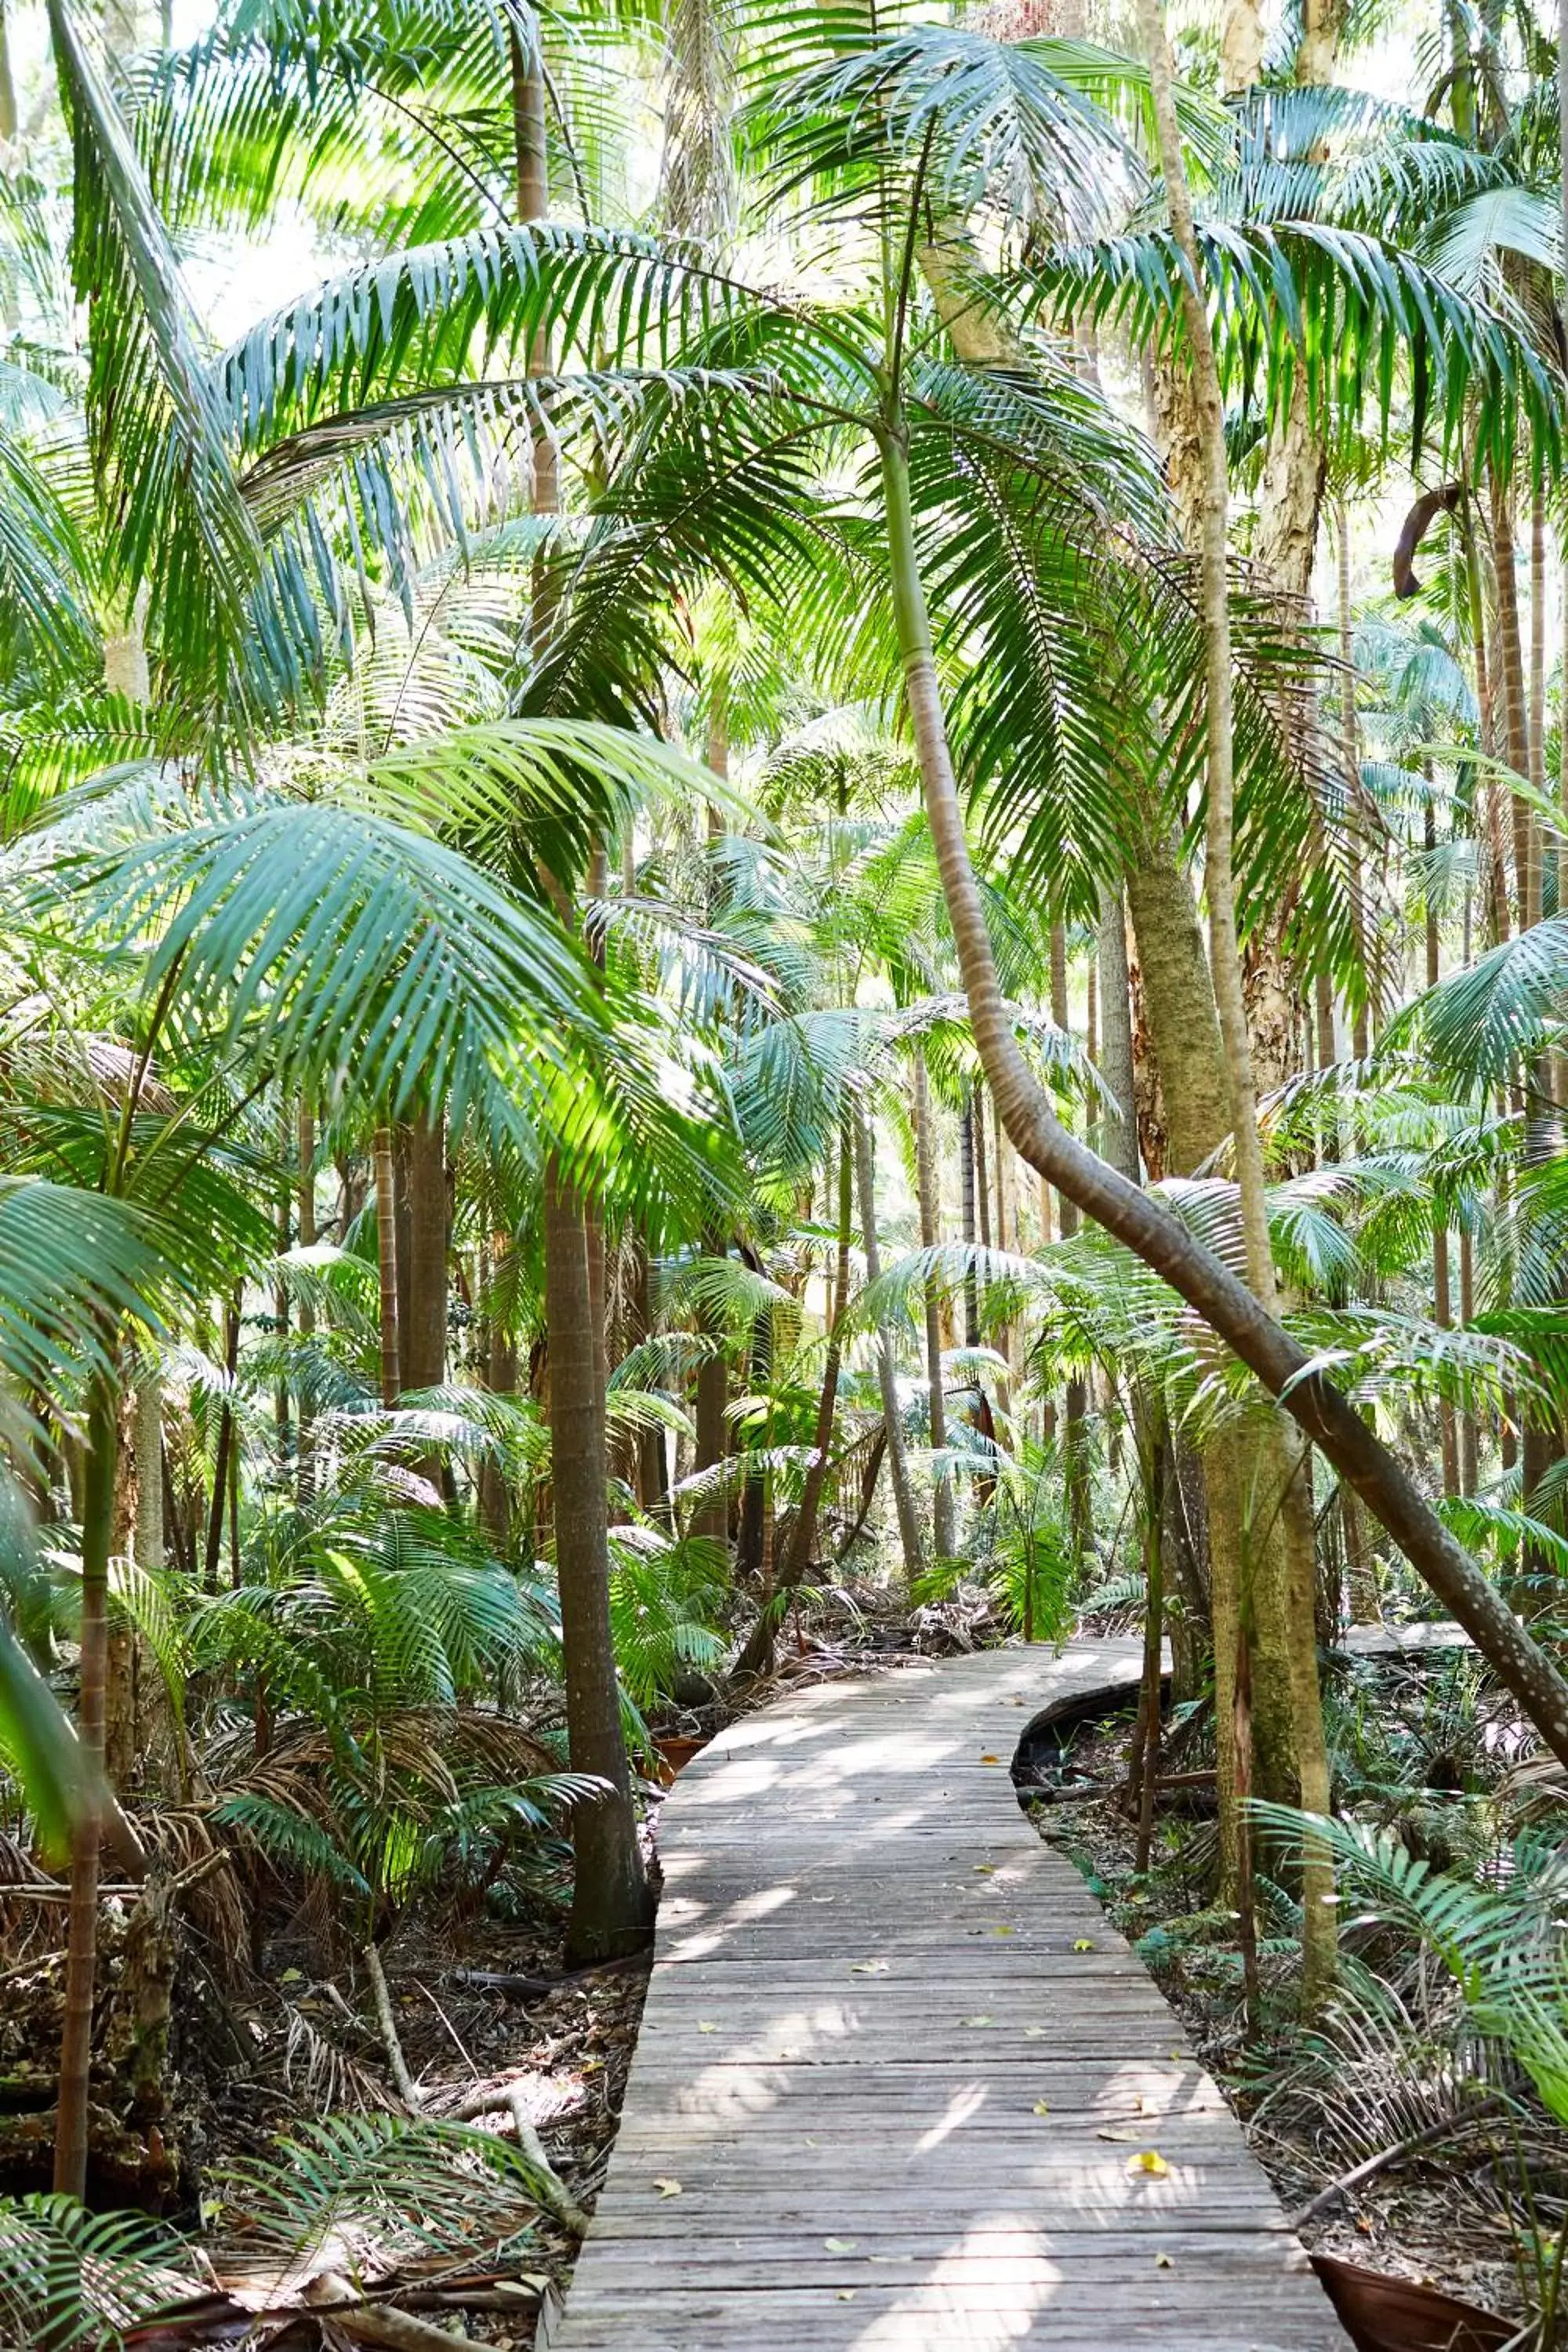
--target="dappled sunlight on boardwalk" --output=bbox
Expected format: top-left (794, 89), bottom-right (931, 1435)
top-left (550, 1647), bottom-right (1347, 2350)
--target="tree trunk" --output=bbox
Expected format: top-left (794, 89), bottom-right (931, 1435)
top-left (959, 1094), bottom-right (979, 1348)
top-left (201, 1297), bottom-right (240, 1593)
top-left (874, 413), bottom-right (1568, 1774)
top-left (692, 1232), bottom-right (729, 1544)
top-left (401, 1113), bottom-right (448, 1395)
top-left (855, 1103), bottom-right (924, 1585)
top-left (53, 1371), bottom-right (118, 2200)
top-left (913, 1048), bottom-right (956, 1558)
top-left (543, 1163), bottom-right (652, 1962)
top-left (1048, 926), bottom-right (1091, 1562)
top-left (1490, 466), bottom-right (1537, 933)
top-left (735, 1120), bottom-right (853, 1675)
top-left (1096, 884), bottom-right (1139, 1186)
top-left (296, 1102), bottom-right (317, 1503)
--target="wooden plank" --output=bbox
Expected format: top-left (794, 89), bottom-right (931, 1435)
top-left (552, 1644), bottom-right (1347, 2350)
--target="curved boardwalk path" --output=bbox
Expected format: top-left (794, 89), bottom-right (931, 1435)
top-left (552, 1642), bottom-right (1346, 2350)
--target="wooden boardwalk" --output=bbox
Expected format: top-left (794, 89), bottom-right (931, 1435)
top-left (552, 1642), bottom-right (1346, 2350)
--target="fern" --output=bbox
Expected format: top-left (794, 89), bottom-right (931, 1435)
top-left (0, 2195), bottom-right (199, 2350)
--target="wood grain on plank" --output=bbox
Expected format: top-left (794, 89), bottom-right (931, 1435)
top-left (552, 1645), bottom-right (1348, 2350)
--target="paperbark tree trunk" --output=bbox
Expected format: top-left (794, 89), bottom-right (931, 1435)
top-left (855, 1104), bottom-right (924, 1585)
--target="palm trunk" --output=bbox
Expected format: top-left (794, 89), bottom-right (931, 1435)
top-left (1490, 467), bottom-right (1537, 934)
top-left (544, 1163), bottom-right (652, 1960)
top-left (1337, 498), bottom-right (1371, 1058)
top-left (781, 1120), bottom-right (853, 1588)
top-left (373, 1126), bottom-right (401, 1408)
top-left (913, 1047), bottom-right (956, 1557)
top-left (692, 1232), bottom-right (729, 1544)
top-left (735, 1120), bottom-right (853, 1675)
top-left (959, 1094), bottom-right (979, 1348)
top-left (297, 1102), bottom-right (317, 1503)
top-left (401, 1113), bottom-right (448, 1394)
top-left (874, 401), bottom-right (1568, 1771)
top-left (201, 1295), bottom-right (241, 1592)
top-left (1097, 885), bottom-right (1139, 1187)
top-left (855, 1103), bottom-right (924, 1584)
top-left (1048, 924), bottom-right (1091, 1560)
top-left (53, 1370), bottom-right (118, 2199)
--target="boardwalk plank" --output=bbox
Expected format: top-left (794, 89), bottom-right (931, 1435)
top-left (553, 1646), bottom-right (1348, 2350)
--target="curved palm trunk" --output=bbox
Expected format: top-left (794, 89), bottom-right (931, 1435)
top-left (874, 422), bottom-right (1568, 1769)
top-left (855, 1103), bottom-right (924, 1585)
top-left (544, 1163), bottom-right (653, 1961)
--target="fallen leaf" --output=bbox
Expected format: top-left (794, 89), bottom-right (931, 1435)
top-left (1169, 2049), bottom-right (1183, 2062)
top-left (991, 1924), bottom-right (1015, 1937)
top-left (698, 2021), bottom-right (718, 2034)
top-left (653, 2177), bottom-right (682, 2198)
top-left (836, 2290), bottom-right (858, 2301)
top-left (1155, 2252), bottom-right (1174, 2269)
top-left (825, 2237), bottom-right (858, 2254)
top-left (1024, 2025), bottom-right (1047, 2040)
top-left (961, 2014), bottom-right (993, 2027)
top-left (1033, 2100), bottom-right (1051, 2116)
top-left (1129, 2151), bottom-right (1170, 2177)
top-left (978, 1753), bottom-right (1001, 1765)
top-left (1072, 1938), bottom-right (1094, 1952)
top-left (850, 1958), bottom-right (889, 1976)
top-left (972, 1864), bottom-right (996, 1875)
top-left (1097, 2129), bottom-right (1137, 2141)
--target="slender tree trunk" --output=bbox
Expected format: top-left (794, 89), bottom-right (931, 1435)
top-left (959, 1094), bottom-right (979, 1348)
top-left (1490, 467), bottom-right (1537, 933)
top-left (1337, 498), bottom-right (1371, 1058)
top-left (1097, 884), bottom-right (1139, 1186)
top-left (296, 1102), bottom-right (317, 1504)
top-left (53, 1372), bottom-right (118, 2200)
top-left (782, 1124), bottom-right (853, 1591)
top-left (735, 1123), bottom-right (853, 1675)
top-left (855, 1103), bottom-right (924, 1585)
top-left (401, 1113), bottom-right (448, 1395)
top-left (201, 1296), bottom-right (240, 1593)
top-left (373, 1127), bottom-right (401, 1409)
top-left (692, 1232), bottom-right (729, 1544)
top-left (913, 1048), bottom-right (956, 1558)
top-left (543, 1163), bottom-right (652, 1960)
top-left (1048, 930), bottom-right (1091, 1563)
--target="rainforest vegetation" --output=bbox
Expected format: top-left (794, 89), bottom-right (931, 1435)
top-left (0, 0), bottom-right (1563, 2336)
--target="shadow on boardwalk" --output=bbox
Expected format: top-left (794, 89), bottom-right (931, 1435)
top-left (549, 1641), bottom-right (1348, 2350)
